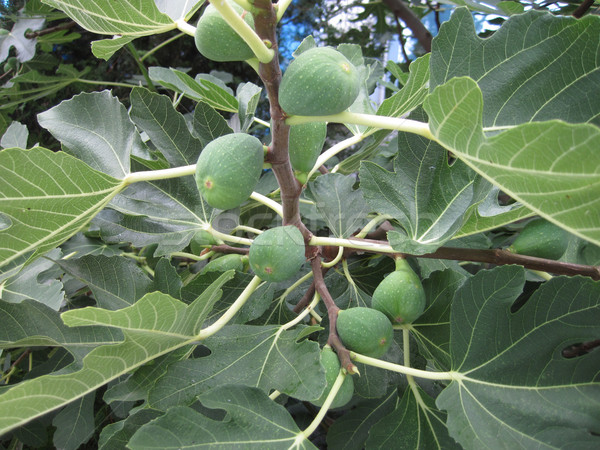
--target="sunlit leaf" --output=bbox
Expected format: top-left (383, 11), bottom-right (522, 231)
top-left (42, 0), bottom-right (174, 36)
top-left (424, 77), bottom-right (600, 246)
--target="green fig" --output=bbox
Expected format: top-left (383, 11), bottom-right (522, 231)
top-left (288, 121), bottom-right (327, 173)
top-left (195, 133), bottom-right (264, 210)
top-left (279, 47), bottom-right (360, 116)
top-left (249, 226), bottom-right (305, 282)
top-left (336, 307), bottom-right (393, 358)
top-left (311, 346), bottom-right (354, 408)
top-left (508, 218), bottom-right (568, 260)
top-left (194, 1), bottom-right (255, 62)
top-left (202, 254), bottom-right (244, 274)
top-left (190, 230), bottom-right (219, 255)
top-left (372, 258), bottom-right (426, 324)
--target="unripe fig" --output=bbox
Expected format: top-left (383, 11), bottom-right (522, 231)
top-left (190, 230), bottom-right (219, 255)
top-left (312, 346), bottom-right (354, 408)
top-left (202, 254), bottom-right (244, 274)
top-left (288, 122), bottom-right (327, 173)
top-left (336, 307), bottom-right (393, 358)
top-left (194, 1), bottom-right (255, 62)
top-left (195, 133), bottom-right (264, 210)
top-left (508, 218), bottom-right (568, 260)
top-left (279, 47), bottom-right (360, 116)
top-left (372, 258), bottom-right (426, 324)
top-left (249, 226), bottom-right (305, 282)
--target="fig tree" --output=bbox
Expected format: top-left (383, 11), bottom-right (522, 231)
top-left (288, 122), bottom-right (327, 173)
top-left (508, 218), bottom-right (568, 260)
top-left (372, 258), bottom-right (426, 324)
top-left (194, 0), bottom-right (255, 62)
top-left (279, 47), bottom-right (360, 116)
top-left (336, 307), bottom-right (393, 358)
top-left (195, 133), bottom-right (264, 210)
top-left (248, 226), bottom-right (305, 282)
top-left (311, 346), bottom-right (354, 409)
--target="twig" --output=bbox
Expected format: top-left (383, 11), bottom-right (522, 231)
top-left (310, 256), bottom-right (357, 374)
top-left (25, 21), bottom-right (77, 39)
top-left (573, 0), bottom-right (595, 18)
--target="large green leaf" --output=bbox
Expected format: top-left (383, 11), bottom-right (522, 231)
top-left (438, 266), bottom-right (600, 448)
top-left (326, 390), bottom-right (397, 450)
top-left (424, 77), bottom-right (600, 246)
top-left (129, 386), bottom-right (317, 449)
top-left (431, 8), bottom-right (600, 126)
top-left (305, 173), bottom-right (370, 238)
top-left (366, 387), bottom-right (459, 449)
top-left (38, 90), bottom-right (140, 178)
top-left (149, 67), bottom-right (239, 113)
top-left (0, 272), bottom-right (233, 436)
top-left (41, 0), bottom-right (174, 36)
top-left (57, 255), bottom-right (152, 310)
top-left (129, 87), bottom-right (203, 168)
top-left (0, 299), bottom-right (122, 352)
top-left (0, 147), bottom-right (123, 274)
top-left (360, 129), bottom-right (487, 254)
top-left (148, 324), bottom-right (322, 410)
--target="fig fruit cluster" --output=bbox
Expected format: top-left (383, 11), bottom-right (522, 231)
top-left (336, 258), bottom-right (426, 358)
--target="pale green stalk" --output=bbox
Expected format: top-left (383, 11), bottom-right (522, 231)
top-left (250, 191), bottom-right (284, 217)
top-left (310, 235), bottom-right (396, 254)
top-left (253, 116), bottom-right (271, 127)
top-left (233, 225), bottom-right (264, 235)
top-left (124, 164), bottom-right (197, 184)
top-left (321, 246), bottom-right (344, 268)
top-left (196, 275), bottom-right (263, 339)
top-left (287, 111), bottom-right (434, 140)
top-left (307, 133), bottom-right (366, 180)
top-left (276, 0), bottom-right (294, 21)
top-left (170, 251), bottom-right (214, 262)
top-left (403, 328), bottom-right (431, 412)
top-left (296, 370), bottom-right (347, 443)
top-left (76, 79), bottom-right (139, 89)
top-left (354, 214), bottom-right (393, 238)
top-left (352, 352), bottom-right (454, 380)
top-left (176, 19), bottom-right (196, 37)
top-left (209, 0), bottom-right (275, 63)
top-left (231, 0), bottom-right (254, 11)
top-left (206, 227), bottom-right (254, 246)
top-left (530, 270), bottom-right (553, 281)
top-left (279, 271), bottom-right (315, 303)
top-left (141, 32), bottom-right (185, 62)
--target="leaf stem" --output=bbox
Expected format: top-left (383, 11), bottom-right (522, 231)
top-left (306, 133), bottom-right (366, 181)
top-left (286, 111), bottom-right (434, 140)
top-left (275, 0), bottom-right (294, 21)
top-left (351, 352), bottom-right (454, 380)
top-left (175, 19), bottom-right (196, 37)
top-left (126, 42), bottom-right (155, 92)
top-left (209, 0), bottom-right (275, 63)
top-left (141, 32), bottom-right (185, 62)
top-left (298, 369), bottom-right (347, 442)
top-left (310, 235), bottom-right (396, 254)
top-left (196, 275), bottom-right (263, 339)
top-left (123, 164), bottom-right (196, 184)
top-left (75, 79), bottom-right (139, 89)
top-left (321, 246), bottom-right (343, 268)
top-left (355, 214), bottom-right (393, 239)
top-left (249, 191), bottom-right (283, 217)
top-left (206, 227), bottom-right (254, 247)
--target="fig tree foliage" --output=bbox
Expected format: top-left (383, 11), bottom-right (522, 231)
top-left (0, 1), bottom-right (599, 449)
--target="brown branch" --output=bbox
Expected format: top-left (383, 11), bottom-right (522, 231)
top-left (210, 244), bottom-right (249, 255)
top-left (310, 255), bottom-right (357, 374)
top-left (25, 21), bottom-right (77, 39)
top-left (382, 0), bottom-right (432, 52)
top-left (252, 1), bottom-right (312, 241)
top-left (573, 0), bottom-right (595, 18)
top-left (344, 233), bottom-right (600, 280)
